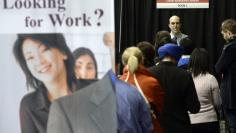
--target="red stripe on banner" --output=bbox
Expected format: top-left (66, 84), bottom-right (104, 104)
top-left (157, 0), bottom-right (208, 3)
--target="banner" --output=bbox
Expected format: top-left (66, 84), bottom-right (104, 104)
top-left (156, 0), bottom-right (209, 9)
top-left (0, 0), bottom-right (114, 132)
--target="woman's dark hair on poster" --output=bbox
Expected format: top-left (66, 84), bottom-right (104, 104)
top-left (13, 33), bottom-right (76, 91)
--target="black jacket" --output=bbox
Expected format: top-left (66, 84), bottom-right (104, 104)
top-left (215, 38), bottom-right (236, 109)
top-left (149, 62), bottom-right (200, 133)
top-left (20, 88), bottom-right (49, 133)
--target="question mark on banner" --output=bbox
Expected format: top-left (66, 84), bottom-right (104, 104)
top-left (94, 9), bottom-right (104, 26)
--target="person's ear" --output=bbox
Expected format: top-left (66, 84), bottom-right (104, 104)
top-left (227, 31), bottom-right (233, 36)
top-left (141, 57), bottom-right (144, 65)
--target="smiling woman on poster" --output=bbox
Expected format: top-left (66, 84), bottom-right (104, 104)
top-left (13, 33), bottom-right (77, 133)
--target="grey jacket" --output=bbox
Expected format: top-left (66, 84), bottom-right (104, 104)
top-left (47, 74), bottom-right (117, 133)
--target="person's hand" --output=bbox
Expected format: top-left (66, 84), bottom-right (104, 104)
top-left (103, 32), bottom-right (115, 48)
top-left (103, 32), bottom-right (115, 72)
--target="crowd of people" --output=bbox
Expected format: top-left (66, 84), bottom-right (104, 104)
top-left (116, 16), bottom-right (236, 133)
top-left (14, 16), bottom-right (236, 133)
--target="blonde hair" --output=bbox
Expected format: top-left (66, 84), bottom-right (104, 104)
top-left (122, 47), bottom-right (143, 74)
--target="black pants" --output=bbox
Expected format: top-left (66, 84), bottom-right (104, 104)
top-left (191, 121), bottom-right (219, 133)
top-left (224, 109), bottom-right (236, 133)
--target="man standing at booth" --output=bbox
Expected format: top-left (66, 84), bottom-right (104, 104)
top-left (169, 15), bottom-right (188, 45)
top-left (216, 18), bottom-right (236, 133)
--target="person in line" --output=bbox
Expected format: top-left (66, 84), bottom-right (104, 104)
top-left (154, 30), bottom-right (176, 64)
top-left (13, 33), bottom-right (77, 133)
top-left (154, 30), bottom-right (173, 50)
top-left (169, 15), bottom-right (188, 45)
top-left (188, 48), bottom-right (221, 133)
top-left (137, 41), bottom-right (155, 68)
top-left (215, 18), bottom-right (236, 133)
top-left (120, 46), bottom-right (164, 133)
top-left (177, 37), bottom-right (195, 69)
top-left (47, 32), bottom-right (153, 133)
top-left (73, 47), bottom-right (98, 79)
top-left (149, 43), bottom-right (200, 133)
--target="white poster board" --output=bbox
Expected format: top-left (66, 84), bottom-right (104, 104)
top-left (0, 0), bottom-right (114, 132)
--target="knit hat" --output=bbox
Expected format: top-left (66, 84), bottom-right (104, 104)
top-left (158, 43), bottom-right (183, 61)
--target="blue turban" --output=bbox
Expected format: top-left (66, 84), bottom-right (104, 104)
top-left (158, 43), bottom-right (183, 61)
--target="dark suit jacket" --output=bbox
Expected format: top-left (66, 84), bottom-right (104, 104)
top-left (215, 38), bottom-right (236, 109)
top-left (20, 80), bottom-right (96, 133)
top-left (47, 73), bottom-right (117, 133)
top-left (77, 79), bottom-right (98, 90)
top-left (20, 88), bottom-right (49, 133)
top-left (149, 61), bottom-right (200, 133)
